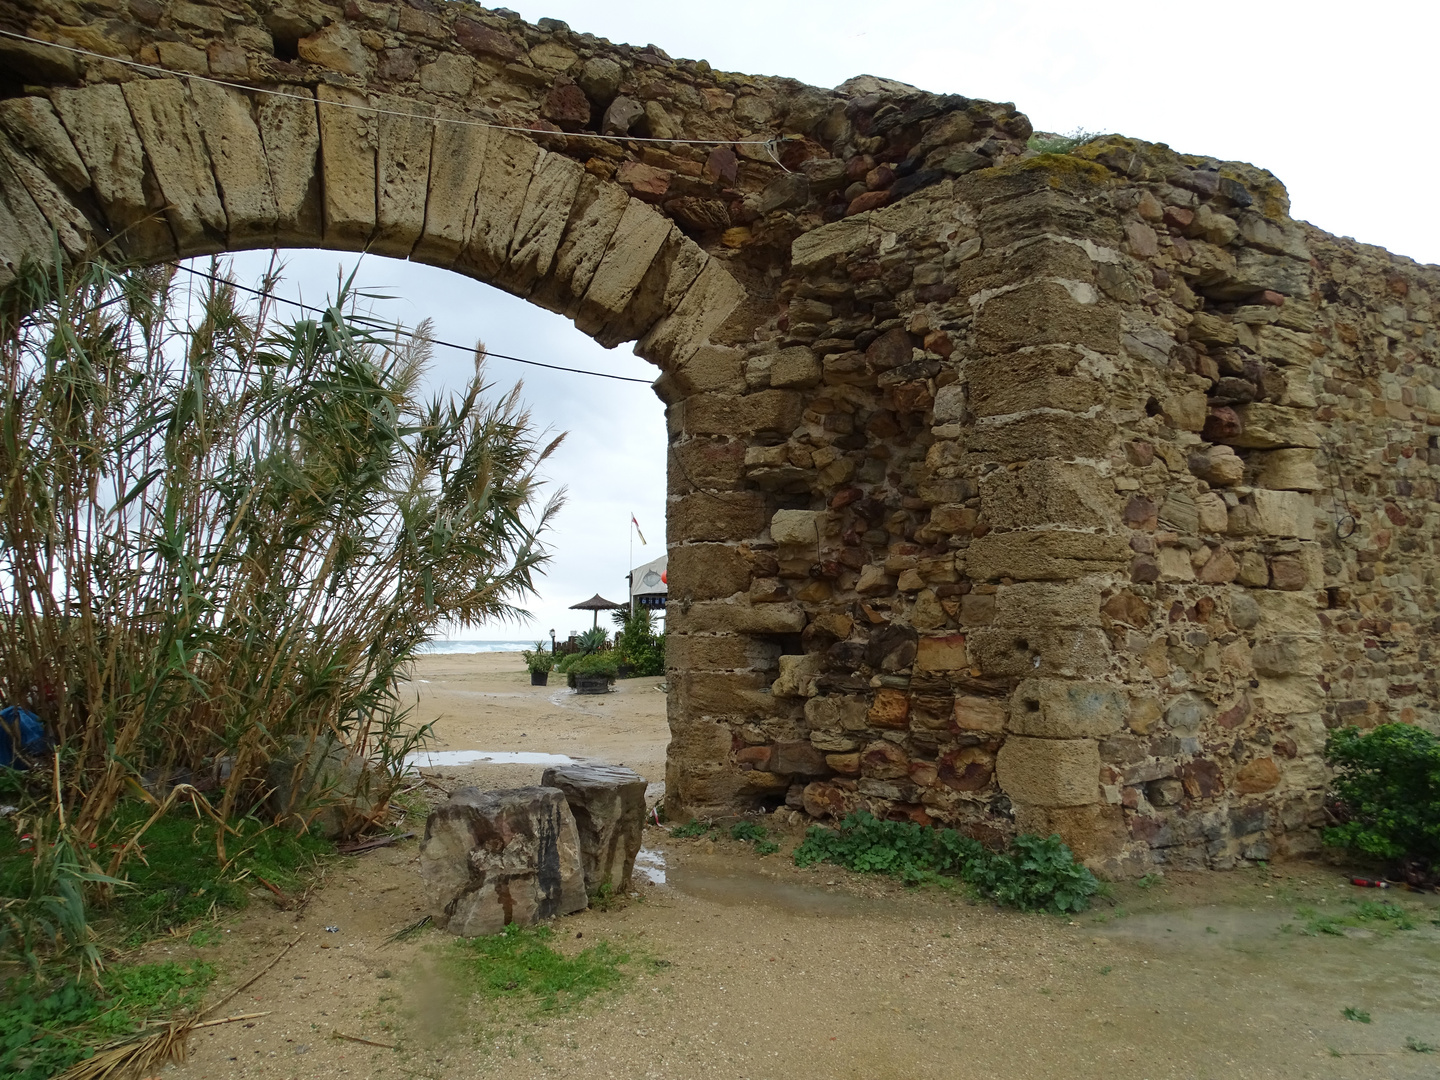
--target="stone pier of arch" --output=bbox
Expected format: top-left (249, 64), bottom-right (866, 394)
top-left (1, 1), bottom-right (1436, 875)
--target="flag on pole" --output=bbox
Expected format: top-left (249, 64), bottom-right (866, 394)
top-left (631, 513), bottom-right (647, 545)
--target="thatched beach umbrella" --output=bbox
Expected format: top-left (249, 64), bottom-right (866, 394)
top-left (570, 593), bottom-right (625, 629)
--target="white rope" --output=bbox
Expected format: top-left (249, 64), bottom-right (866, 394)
top-left (0, 28), bottom-right (783, 151)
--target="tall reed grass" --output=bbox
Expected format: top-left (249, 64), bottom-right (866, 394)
top-left (0, 252), bottom-right (563, 854)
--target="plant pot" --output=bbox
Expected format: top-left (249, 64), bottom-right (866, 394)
top-left (530, 670), bottom-right (549, 686)
top-left (572, 674), bottom-right (611, 695)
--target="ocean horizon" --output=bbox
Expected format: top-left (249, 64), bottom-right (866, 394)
top-left (419, 639), bottom-right (534, 655)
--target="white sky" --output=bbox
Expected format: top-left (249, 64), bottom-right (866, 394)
top-left (224, 0), bottom-right (1439, 642)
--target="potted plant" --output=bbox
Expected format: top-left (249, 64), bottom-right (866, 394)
top-left (567, 651), bottom-right (619, 694)
top-left (522, 641), bottom-right (554, 686)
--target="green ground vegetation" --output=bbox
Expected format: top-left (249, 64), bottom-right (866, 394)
top-left (448, 924), bottom-right (632, 1014)
top-left (794, 811), bottom-right (1101, 913)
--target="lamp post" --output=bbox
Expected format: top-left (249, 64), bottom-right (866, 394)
top-left (549, 628), bottom-right (556, 656)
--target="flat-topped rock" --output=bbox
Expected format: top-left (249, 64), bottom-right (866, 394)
top-left (541, 764), bottom-right (647, 894)
top-left (420, 785), bottom-right (587, 936)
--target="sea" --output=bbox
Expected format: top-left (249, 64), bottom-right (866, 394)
top-left (418, 639), bottom-right (534, 655)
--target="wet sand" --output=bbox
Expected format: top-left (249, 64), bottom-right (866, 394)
top-left (158, 652), bottom-right (1440, 1080)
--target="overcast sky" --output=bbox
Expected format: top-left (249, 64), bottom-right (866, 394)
top-left (224, 0), bottom-right (1438, 643)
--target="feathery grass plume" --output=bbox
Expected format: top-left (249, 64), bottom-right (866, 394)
top-left (0, 249), bottom-right (564, 885)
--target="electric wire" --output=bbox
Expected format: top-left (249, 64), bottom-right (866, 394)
top-left (170, 261), bottom-right (654, 384)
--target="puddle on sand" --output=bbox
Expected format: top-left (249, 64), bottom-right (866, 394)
top-left (405, 750), bottom-right (576, 769)
top-left (634, 848), bottom-right (666, 885)
top-left (669, 863), bottom-right (872, 917)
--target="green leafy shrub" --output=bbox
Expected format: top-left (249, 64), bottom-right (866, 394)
top-left (669, 819), bottom-right (712, 839)
top-left (520, 642), bottom-right (554, 675)
top-left (565, 652), bottom-right (619, 687)
top-left (793, 811), bottom-right (1099, 913)
top-left (611, 607), bottom-right (665, 677)
top-left (1323, 724), bottom-right (1440, 875)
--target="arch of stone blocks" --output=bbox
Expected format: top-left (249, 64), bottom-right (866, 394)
top-left (2, 2), bottom-right (1435, 876)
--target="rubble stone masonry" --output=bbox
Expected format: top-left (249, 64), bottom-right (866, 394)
top-left (0, 0), bottom-right (1434, 874)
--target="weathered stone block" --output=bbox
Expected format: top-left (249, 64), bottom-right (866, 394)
top-left (667, 543), bottom-right (750, 601)
top-left (967, 347), bottom-right (1108, 417)
top-left (994, 580), bottom-right (1101, 627)
top-left (668, 599), bottom-right (806, 636)
top-left (186, 82), bottom-right (277, 245)
top-left (684, 390), bottom-right (804, 437)
top-left (1009, 680), bottom-right (1126, 738)
top-left (770, 509), bottom-right (820, 546)
top-left (1252, 489), bottom-right (1315, 539)
top-left (255, 89), bottom-right (322, 244)
top-left (372, 97), bottom-right (433, 257)
top-left (1254, 448), bottom-right (1321, 492)
top-left (316, 85), bottom-right (376, 246)
top-left (463, 132), bottom-right (543, 283)
top-left (52, 84), bottom-right (173, 257)
top-left (996, 737), bottom-right (1100, 807)
top-left (1251, 635), bottom-right (1321, 678)
top-left (967, 627), bottom-right (1110, 677)
top-left (981, 460), bottom-right (1116, 531)
top-left (915, 633), bottom-right (968, 671)
top-left (540, 764), bottom-right (647, 893)
top-left (965, 415), bottom-right (1116, 463)
top-left (1229, 404), bottom-right (1320, 449)
top-left (954, 695), bottom-right (1007, 733)
top-left (966, 531), bottom-right (1128, 581)
top-left (420, 786), bottom-right (587, 936)
top-left (973, 280), bottom-right (1119, 355)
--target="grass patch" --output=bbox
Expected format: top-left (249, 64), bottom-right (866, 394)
top-left (0, 803), bottom-right (333, 951)
top-left (449, 924), bottom-right (631, 1014)
top-left (1407, 1036), bottom-right (1436, 1053)
top-left (1293, 899), bottom-right (1417, 937)
top-left (0, 961), bottom-right (214, 1080)
top-left (793, 811), bottom-right (1100, 913)
top-left (1342, 1006), bottom-right (1371, 1023)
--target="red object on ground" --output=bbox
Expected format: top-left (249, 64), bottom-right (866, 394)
top-left (1350, 877), bottom-right (1390, 888)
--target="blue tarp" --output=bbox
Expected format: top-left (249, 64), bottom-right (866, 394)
top-left (0, 706), bottom-right (45, 767)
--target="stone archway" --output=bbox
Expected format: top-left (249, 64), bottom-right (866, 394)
top-left (5, 2), bottom-right (1433, 877)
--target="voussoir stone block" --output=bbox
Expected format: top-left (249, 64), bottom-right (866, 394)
top-left (996, 736), bottom-right (1100, 807)
top-left (316, 85), bottom-right (377, 246)
top-left (420, 786), bottom-right (587, 937)
top-left (186, 82), bottom-right (278, 245)
top-left (541, 764), bottom-right (647, 894)
top-left (51, 84), bottom-right (173, 257)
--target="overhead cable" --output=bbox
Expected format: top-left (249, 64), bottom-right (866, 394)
top-left (170, 262), bottom-right (655, 385)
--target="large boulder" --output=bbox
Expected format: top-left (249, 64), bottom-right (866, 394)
top-left (540, 764), bottom-right (647, 893)
top-left (420, 786), bottom-right (587, 936)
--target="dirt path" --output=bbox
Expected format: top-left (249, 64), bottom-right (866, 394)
top-left (155, 653), bottom-right (1440, 1080)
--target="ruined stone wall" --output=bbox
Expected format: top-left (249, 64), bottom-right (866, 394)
top-left (2, 0), bottom-right (1437, 875)
top-left (1307, 235), bottom-right (1440, 735)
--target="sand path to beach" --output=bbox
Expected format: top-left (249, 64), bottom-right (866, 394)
top-left (157, 652), bottom-right (1440, 1080)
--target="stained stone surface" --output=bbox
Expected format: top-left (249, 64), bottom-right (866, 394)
top-left (541, 763), bottom-right (647, 893)
top-left (420, 786), bottom-right (587, 936)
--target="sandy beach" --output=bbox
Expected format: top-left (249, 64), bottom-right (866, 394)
top-left (153, 652), bottom-right (1440, 1080)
